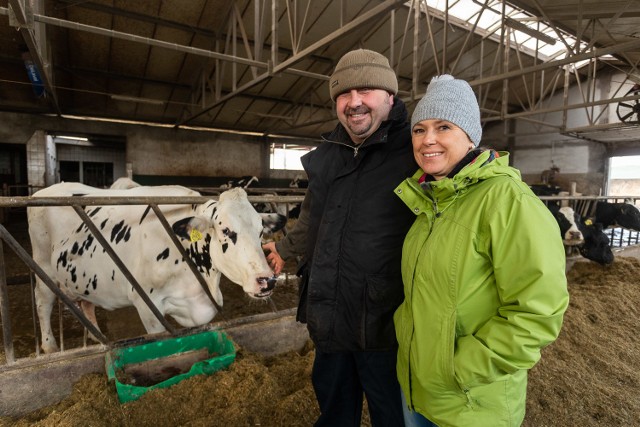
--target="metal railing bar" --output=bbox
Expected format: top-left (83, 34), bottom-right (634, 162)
top-left (0, 239), bottom-right (15, 364)
top-left (71, 206), bottom-right (177, 335)
top-left (0, 195), bottom-right (305, 208)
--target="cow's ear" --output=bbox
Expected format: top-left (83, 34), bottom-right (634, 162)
top-left (172, 217), bottom-right (194, 240)
top-left (172, 216), bottom-right (211, 240)
top-left (261, 213), bottom-right (287, 233)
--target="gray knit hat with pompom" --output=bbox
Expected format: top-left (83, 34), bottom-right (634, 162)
top-left (411, 75), bottom-right (482, 147)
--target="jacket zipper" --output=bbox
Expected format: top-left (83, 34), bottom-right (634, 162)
top-left (323, 134), bottom-right (380, 158)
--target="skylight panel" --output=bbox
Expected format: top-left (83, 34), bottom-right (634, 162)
top-left (419, 0), bottom-right (585, 64)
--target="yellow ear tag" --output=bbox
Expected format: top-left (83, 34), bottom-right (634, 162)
top-left (584, 219), bottom-right (593, 226)
top-left (190, 229), bottom-right (203, 243)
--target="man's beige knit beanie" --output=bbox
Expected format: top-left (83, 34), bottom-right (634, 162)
top-left (329, 49), bottom-right (398, 101)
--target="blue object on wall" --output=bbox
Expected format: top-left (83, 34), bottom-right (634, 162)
top-left (23, 57), bottom-right (45, 98)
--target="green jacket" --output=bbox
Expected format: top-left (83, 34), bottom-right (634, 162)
top-left (394, 151), bottom-right (569, 427)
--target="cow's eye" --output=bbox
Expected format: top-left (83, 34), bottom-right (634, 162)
top-left (222, 227), bottom-right (230, 236)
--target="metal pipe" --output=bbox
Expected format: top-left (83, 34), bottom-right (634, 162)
top-left (0, 239), bottom-right (15, 364)
top-left (0, 7), bottom-right (328, 82)
top-left (0, 194), bottom-right (305, 208)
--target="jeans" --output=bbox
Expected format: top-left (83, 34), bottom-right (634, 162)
top-left (401, 389), bottom-right (439, 427)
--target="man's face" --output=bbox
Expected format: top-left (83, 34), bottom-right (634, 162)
top-left (335, 88), bottom-right (394, 145)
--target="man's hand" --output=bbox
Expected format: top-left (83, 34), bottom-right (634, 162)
top-left (262, 241), bottom-right (285, 275)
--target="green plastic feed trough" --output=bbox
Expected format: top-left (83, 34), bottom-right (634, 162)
top-left (105, 329), bottom-right (236, 403)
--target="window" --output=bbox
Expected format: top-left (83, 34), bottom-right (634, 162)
top-left (270, 143), bottom-right (315, 171)
top-left (608, 155), bottom-right (640, 197)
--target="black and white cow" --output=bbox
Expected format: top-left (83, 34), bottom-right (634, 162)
top-left (575, 217), bottom-right (614, 265)
top-left (289, 174), bottom-right (308, 189)
top-left (547, 204), bottom-right (613, 265)
top-left (594, 201), bottom-right (640, 231)
top-left (219, 175), bottom-right (260, 190)
top-left (547, 204), bottom-right (584, 246)
top-left (28, 183), bottom-right (286, 353)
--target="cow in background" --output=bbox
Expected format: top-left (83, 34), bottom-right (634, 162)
top-left (594, 201), bottom-right (640, 231)
top-left (546, 203), bottom-right (614, 265)
top-left (219, 175), bottom-right (260, 190)
top-left (575, 217), bottom-right (614, 265)
top-left (547, 204), bottom-right (584, 246)
top-left (289, 174), bottom-right (309, 189)
top-left (110, 177), bottom-right (141, 189)
top-left (28, 183), bottom-right (286, 353)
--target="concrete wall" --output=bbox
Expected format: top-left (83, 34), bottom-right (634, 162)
top-left (127, 127), bottom-right (265, 177)
top-left (0, 111), bottom-right (315, 188)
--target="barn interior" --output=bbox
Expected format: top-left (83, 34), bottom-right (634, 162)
top-left (1, 0), bottom-right (640, 423)
top-left (0, 0), bottom-right (639, 193)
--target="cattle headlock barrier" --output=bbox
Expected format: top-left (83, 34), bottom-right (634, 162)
top-left (0, 192), bottom-right (306, 417)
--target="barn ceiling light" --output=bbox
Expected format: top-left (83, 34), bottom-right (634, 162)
top-left (110, 94), bottom-right (165, 106)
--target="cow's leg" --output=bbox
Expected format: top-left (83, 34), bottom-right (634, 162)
top-left (34, 280), bottom-right (60, 353)
top-left (79, 300), bottom-right (103, 343)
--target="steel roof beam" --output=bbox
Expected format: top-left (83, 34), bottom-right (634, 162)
top-left (7, 0), bottom-right (61, 115)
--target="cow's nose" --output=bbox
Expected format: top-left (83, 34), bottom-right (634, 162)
top-left (257, 276), bottom-right (277, 291)
top-left (569, 231), bottom-right (583, 240)
top-left (266, 276), bottom-right (277, 290)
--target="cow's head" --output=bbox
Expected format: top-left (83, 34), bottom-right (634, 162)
top-left (577, 220), bottom-right (614, 265)
top-left (618, 203), bottom-right (640, 231)
top-left (554, 206), bottom-right (584, 246)
top-left (172, 188), bottom-right (286, 298)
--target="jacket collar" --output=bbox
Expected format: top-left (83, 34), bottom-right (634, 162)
top-left (414, 150), bottom-right (517, 199)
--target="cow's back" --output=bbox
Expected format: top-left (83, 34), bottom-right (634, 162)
top-left (28, 183), bottom-right (202, 308)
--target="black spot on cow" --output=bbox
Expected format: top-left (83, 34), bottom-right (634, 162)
top-left (222, 243), bottom-right (228, 253)
top-left (69, 266), bottom-right (77, 283)
top-left (84, 234), bottom-right (94, 250)
top-left (88, 207), bottom-right (102, 217)
top-left (186, 235), bottom-right (213, 275)
top-left (156, 248), bottom-right (170, 261)
top-left (150, 288), bottom-right (154, 294)
top-left (100, 218), bottom-right (108, 230)
top-left (56, 250), bottom-right (68, 269)
top-left (111, 220), bottom-right (132, 244)
top-left (222, 228), bottom-right (238, 245)
top-left (111, 270), bottom-right (115, 281)
top-left (175, 259), bottom-right (179, 264)
top-left (139, 205), bottom-right (152, 225)
top-left (90, 275), bottom-right (97, 290)
top-left (71, 241), bottom-right (80, 255)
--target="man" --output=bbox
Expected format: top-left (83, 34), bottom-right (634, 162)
top-left (263, 49), bottom-right (416, 426)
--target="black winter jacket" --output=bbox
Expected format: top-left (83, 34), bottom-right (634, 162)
top-left (299, 98), bottom-right (417, 352)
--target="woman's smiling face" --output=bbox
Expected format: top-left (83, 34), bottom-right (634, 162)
top-left (411, 119), bottom-right (475, 180)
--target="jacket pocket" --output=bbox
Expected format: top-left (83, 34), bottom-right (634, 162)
top-left (364, 273), bottom-right (405, 349)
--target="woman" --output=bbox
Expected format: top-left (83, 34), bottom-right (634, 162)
top-left (394, 75), bottom-right (569, 427)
